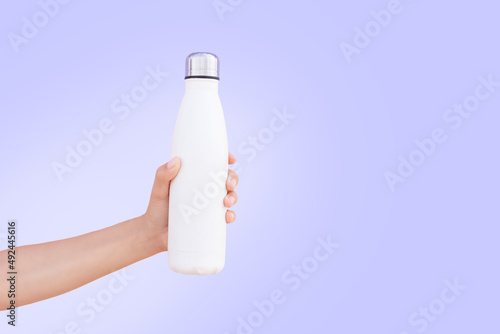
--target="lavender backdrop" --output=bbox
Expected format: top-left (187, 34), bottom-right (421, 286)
top-left (1, 0), bottom-right (499, 333)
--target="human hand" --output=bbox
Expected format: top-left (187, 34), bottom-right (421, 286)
top-left (1, 155), bottom-right (238, 308)
top-left (142, 152), bottom-right (239, 252)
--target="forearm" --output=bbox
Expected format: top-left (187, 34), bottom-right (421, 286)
top-left (1, 215), bottom-right (165, 309)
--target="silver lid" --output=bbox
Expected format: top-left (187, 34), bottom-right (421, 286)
top-left (185, 52), bottom-right (219, 79)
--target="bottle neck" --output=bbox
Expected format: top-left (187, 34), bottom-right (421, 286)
top-left (185, 78), bottom-right (219, 93)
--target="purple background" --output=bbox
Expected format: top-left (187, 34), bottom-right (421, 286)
top-left (1, 0), bottom-right (499, 333)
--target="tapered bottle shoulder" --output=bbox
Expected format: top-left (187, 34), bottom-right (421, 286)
top-left (179, 93), bottom-right (222, 111)
top-left (176, 90), bottom-right (225, 127)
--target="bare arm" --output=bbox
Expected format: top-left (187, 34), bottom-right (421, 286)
top-left (1, 215), bottom-right (160, 308)
top-left (0, 154), bottom-right (239, 309)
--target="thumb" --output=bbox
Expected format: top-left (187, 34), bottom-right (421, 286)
top-left (150, 157), bottom-right (181, 203)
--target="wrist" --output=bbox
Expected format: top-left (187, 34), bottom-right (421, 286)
top-left (136, 214), bottom-right (169, 255)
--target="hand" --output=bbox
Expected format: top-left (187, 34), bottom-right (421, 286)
top-left (1, 154), bottom-right (239, 307)
top-left (143, 152), bottom-right (239, 252)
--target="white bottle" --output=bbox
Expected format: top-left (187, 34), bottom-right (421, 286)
top-left (168, 52), bottom-right (228, 275)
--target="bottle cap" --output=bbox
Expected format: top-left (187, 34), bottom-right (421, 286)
top-left (185, 52), bottom-right (219, 80)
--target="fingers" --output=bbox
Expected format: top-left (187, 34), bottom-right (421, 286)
top-left (226, 154), bottom-right (238, 224)
top-left (224, 191), bottom-right (238, 208)
top-left (150, 157), bottom-right (181, 202)
top-left (226, 169), bottom-right (239, 191)
top-left (229, 152), bottom-right (237, 165)
top-left (226, 210), bottom-right (236, 224)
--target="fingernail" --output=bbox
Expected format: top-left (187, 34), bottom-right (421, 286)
top-left (229, 212), bottom-right (235, 222)
top-left (167, 157), bottom-right (177, 169)
top-left (226, 195), bottom-right (234, 205)
top-left (229, 178), bottom-right (237, 187)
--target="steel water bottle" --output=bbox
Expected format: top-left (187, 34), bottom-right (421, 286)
top-left (168, 52), bottom-right (228, 275)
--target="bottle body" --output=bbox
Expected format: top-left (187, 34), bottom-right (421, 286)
top-left (168, 78), bottom-right (228, 275)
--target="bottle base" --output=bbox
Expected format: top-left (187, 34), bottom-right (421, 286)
top-left (168, 249), bottom-right (225, 275)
